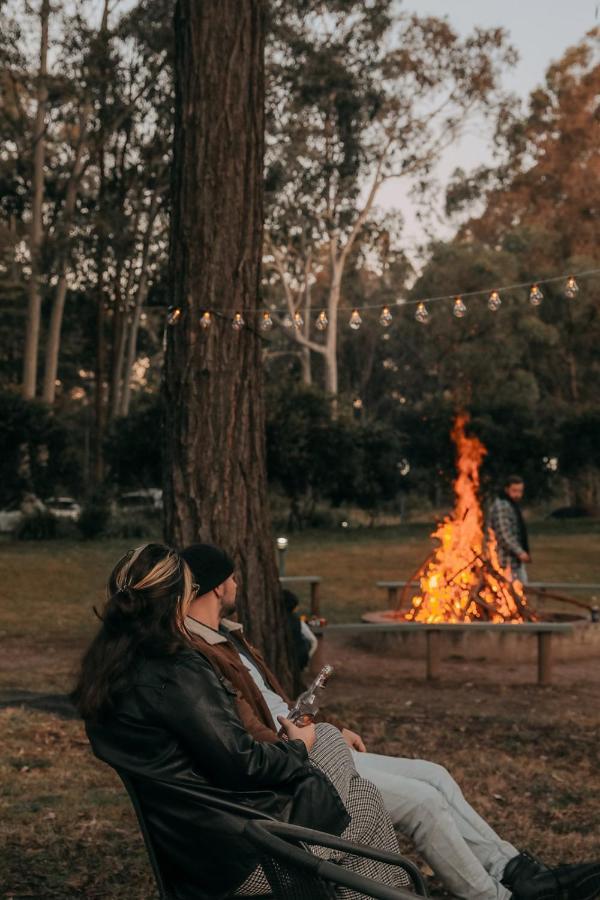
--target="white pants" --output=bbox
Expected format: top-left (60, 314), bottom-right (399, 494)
top-left (352, 751), bottom-right (517, 900)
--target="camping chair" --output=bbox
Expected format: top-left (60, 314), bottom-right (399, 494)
top-left (117, 770), bottom-right (429, 900)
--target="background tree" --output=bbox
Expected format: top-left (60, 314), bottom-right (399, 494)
top-left (264, 5), bottom-right (517, 394)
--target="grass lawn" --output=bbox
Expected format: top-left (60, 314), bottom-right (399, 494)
top-left (0, 522), bottom-right (599, 897)
top-left (0, 522), bottom-right (599, 692)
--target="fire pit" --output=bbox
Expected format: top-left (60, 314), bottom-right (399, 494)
top-left (356, 414), bottom-right (600, 683)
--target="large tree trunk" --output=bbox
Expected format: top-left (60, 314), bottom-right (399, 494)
top-left (165, 0), bottom-right (293, 686)
top-left (22, 0), bottom-right (50, 400)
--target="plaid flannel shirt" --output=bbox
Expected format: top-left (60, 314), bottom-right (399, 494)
top-left (488, 497), bottom-right (525, 572)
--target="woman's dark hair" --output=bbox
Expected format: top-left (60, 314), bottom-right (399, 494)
top-left (73, 543), bottom-right (193, 721)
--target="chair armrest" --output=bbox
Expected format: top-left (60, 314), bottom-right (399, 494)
top-left (243, 819), bottom-right (426, 900)
top-left (258, 820), bottom-right (426, 891)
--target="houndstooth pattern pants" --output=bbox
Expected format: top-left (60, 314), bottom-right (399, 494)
top-left (235, 724), bottom-right (412, 897)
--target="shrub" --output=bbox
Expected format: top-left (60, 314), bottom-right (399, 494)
top-left (78, 498), bottom-right (111, 540)
top-left (16, 511), bottom-right (57, 541)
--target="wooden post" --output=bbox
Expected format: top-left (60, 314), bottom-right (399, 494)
top-left (537, 633), bottom-right (553, 685)
top-left (426, 630), bottom-right (441, 680)
top-left (310, 580), bottom-right (321, 617)
top-left (387, 585), bottom-right (398, 608)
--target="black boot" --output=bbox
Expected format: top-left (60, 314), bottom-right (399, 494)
top-left (503, 852), bottom-right (549, 890)
top-left (509, 861), bottom-right (600, 900)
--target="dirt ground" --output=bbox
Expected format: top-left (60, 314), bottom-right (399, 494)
top-left (2, 638), bottom-right (599, 899)
top-left (322, 639), bottom-right (600, 890)
top-left (1, 530), bottom-right (598, 897)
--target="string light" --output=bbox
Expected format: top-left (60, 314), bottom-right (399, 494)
top-left (162, 268), bottom-right (599, 331)
top-left (315, 310), bottom-right (328, 331)
top-left (349, 309), bottom-right (362, 330)
top-left (487, 290), bottom-right (502, 312)
top-left (415, 302), bottom-right (430, 324)
top-left (379, 306), bottom-right (393, 327)
top-left (564, 275), bottom-right (579, 299)
top-left (529, 284), bottom-right (544, 306)
top-left (453, 296), bottom-right (467, 318)
top-left (260, 311), bottom-right (274, 331)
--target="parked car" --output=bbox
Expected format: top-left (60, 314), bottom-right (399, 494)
top-left (116, 489), bottom-right (163, 514)
top-left (45, 497), bottom-right (82, 522)
top-left (0, 494), bottom-right (47, 534)
top-left (0, 501), bottom-right (24, 534)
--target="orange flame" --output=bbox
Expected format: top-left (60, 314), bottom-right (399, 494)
top-left (405, 413), bottom-right (532, 623)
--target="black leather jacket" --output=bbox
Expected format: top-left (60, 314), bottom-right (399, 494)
top-left (86, 649), bottom-right (349, 899)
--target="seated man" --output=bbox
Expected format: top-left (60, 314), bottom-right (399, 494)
top-left (181, 543), bottom-right (600, 900)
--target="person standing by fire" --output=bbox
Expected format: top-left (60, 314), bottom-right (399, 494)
top-left (488, 475), bottom-right (531, 583)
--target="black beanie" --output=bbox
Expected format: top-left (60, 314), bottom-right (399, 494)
top-left (180, 544), bottom-right (235, 596)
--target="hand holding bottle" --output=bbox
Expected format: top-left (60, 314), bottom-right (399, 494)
top-left (277, 716), bottom-right (316, 751)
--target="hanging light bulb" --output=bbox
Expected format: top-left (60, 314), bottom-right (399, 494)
top-left (379, 306), bottom-right (393, 327)
top-left (167, 306), bottom-right (182, 326)
top-left (529, 284), bottom-right (544, 306)
top-left (232, 312), bottom-right (245, 331)
top-left (415, 302), bottom-right (430, 324)
top-left (315, 310), bottom-right (328, 331)
top-left (260, 311), bottom-right (274, 331)
top-left (200, 311), bottom-right (212, 329)
top-left (349, 309), bottom-right (362, 330)
top-left (564, 275), bottom-right (579, 299)
top-left (453, 296), bottom-right (467, 318)
top-left (293, 311), bottom-right (304, 329)
top-left (488, 290), bottom-right (502, 312)
top-left (281, 313), bottom-right (293, 328)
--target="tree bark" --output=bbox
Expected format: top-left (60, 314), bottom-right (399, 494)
top-left (42, 112), bottom-right (89, 406)
top-left (119, 189), bottom-right (160, 417)
top-left (22, 0), bottom-right (50, 400)
top-left (165, 0), bottom-right (294, 686)
top-left (93, 147), bottom-right (107, 485)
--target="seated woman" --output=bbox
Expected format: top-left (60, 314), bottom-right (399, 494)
top-left (74, 544), bottom-right (409, 899)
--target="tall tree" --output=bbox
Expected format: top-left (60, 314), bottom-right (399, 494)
top-left (164, 0), bottom-right (292, 682)
top-left (264, 6), bottom-right (516, 394)
top-left (22, 0), bottom-right (50, 399)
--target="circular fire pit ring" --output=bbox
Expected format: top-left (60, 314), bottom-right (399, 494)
top-left (336, 611), bottom-right (600, 684)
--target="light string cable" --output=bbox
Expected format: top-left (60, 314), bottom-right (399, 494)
top-left (163, 266), bottom-right (600, 328)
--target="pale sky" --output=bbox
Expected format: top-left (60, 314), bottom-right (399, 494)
top-left (380, 0), bottom-right (600, 254)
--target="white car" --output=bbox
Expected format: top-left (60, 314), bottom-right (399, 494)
top-left (116, 489), bottom-right (163, 514)
top-left (0, 501), bottom-right (24, 534)
top-left (45, 497), bottom-right (82, 522)
top-left (0, 494), bottom-right (49, 534)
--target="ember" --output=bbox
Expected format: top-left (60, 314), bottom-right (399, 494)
top-left (401, 414), bottom-right (535, 623)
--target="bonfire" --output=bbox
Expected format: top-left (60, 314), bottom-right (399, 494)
top-left (401, 414), bottom-right (535, 624)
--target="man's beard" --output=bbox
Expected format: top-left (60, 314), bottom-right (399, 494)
top-left (219, 596), bottom-right (237, 618)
